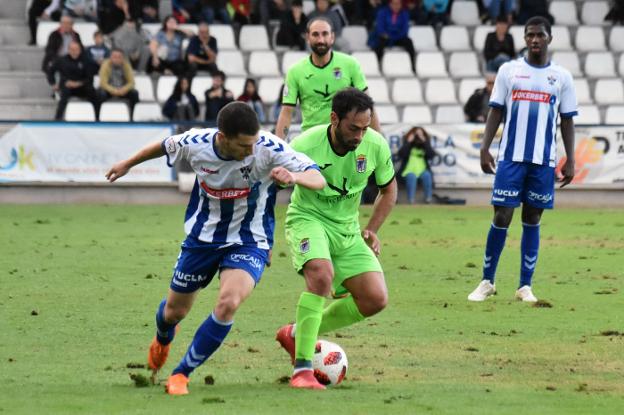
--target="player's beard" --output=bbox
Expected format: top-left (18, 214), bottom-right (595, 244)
top-left (335, 127), bottom-right (359, 152)
top-left (311, 42), bottom-right (331, 57)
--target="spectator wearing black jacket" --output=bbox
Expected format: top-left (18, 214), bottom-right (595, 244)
top-left (28, 0), bottom-right (62, 46)
top-left (204, 70), bottom-right (234, 122)
top-left (483, 17), bottom-right (515, 72)
top-left (464, 73), bottom-right (495, 123)
top-left (42, 15), bottom-right (83, 73)
top-left (275, 0), bottom-right (308, 50)
top-left (47, 41), bottom-right (100, 120)
top-left (516, 0), bottom-right (554, 25)
top-left (396, 126), bottom-right (437, 204)
top-left (186, 22), bottom-right (219, 76)
top-left (162, 77), bottom-right (200, 121)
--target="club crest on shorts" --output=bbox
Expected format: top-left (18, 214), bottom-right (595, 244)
top-left (356, 154), bottom-right (366, 173)
top-left (300, 238), bottom-right (310, 254)
top-left (333, 67), bottom-right (342, 79)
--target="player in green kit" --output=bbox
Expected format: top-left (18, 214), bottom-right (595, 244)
top-left (275, 17), bottom-right (380, 139)
top-left (276, 88), bottom-right (397, 389)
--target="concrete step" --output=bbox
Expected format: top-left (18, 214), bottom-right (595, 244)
top-left (0, 0), bottom-right (25, 20)
top-left (0, 100), bottom-right (56, 120)
top-left (0, 75), bottom-right (52, 98)
top-left (0, 46), bottom-right (44, 71)
top-left (0, 20), bottom-right (30, 46)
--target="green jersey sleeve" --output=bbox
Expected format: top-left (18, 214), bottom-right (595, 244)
top-left (282, 64), bottom-right (299, 106)
top-left (350, 57), bottom-right (367, 91)
top-left (373, 135), bottom-right (395, 187)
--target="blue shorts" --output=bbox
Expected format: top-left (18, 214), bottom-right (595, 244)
top-left (169, 237), bottom-right (269, 293)
top-left (491, 160), bottom-right (555, 209)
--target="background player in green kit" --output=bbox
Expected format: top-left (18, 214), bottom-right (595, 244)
top-left (275, 17), bottom-right (381, 139)
top-left (276, 88), bottom-right (397, 389)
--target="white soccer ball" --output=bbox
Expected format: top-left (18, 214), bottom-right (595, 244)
top-left (312, 339), bottom-right (348, 386)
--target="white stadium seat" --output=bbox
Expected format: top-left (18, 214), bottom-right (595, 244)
top-left (382, 51), bottom-right (413, 77)
top-left (619, 54), bottom-right (624, 77)
top-left (352, 51), bottom-right (381, 76)
top-left (374, 105), bottom-right (399, 124)
top-left (575, 105), bottom-right (601, 124)
top-left (584, 52), bottom-right (616, 77)
top-left (425, 79), bottom-right (457, 104)
top-left (608, 27), bottom-right (624, 52)
top-left (439, 26), bottom-right (471, 51)
top-left (210, 24), bottom-right (237, 50)
top-left (191, 76), bottom-right (213, 103)
top-left (36, 21), bottom-right (57, 47)
top-left (473, 26), bottom-right (491, 51)
top-left (134, 75), bottom-right (155, 102)
top-left (216, 50), bottom-right (247, 76)
top-left (64, 102), bottom-right (96, 121)
top-left (551, 26), bottom-right (574, 51)
top-left (392, 79), bottom-right (423, 104)
top-left (552, 51), bottom-right (582, 76)
top-left (408, 26), bottom-right (438, 52)
top-left (156, 75), bottom-right (177, 102)
top-left (133, 103), bottom-right (163, 121)
top-left (575, 26), bottom-right (607, 51)
top-left (450, 1), bottom-right (480, 26)
top-left (366, 78), bottom-right (390, 104)
top-left (604, 106), bottom-right (624, 125)
top-left (573, 78), bottom-right (592, 104)
top-left (74, 22), bottom-right (99, 47)
top-left (100, 102), bottom-right (130, 122)
top-left (435, 105), bottom-right (465, 124)
top-left (416, 52), bottom-right (447, 78)
top-left (449, 52), bottom-right (481, 78)
top-left (142, 23), bottom-right (160, 38)
top-left (594, 79), bottom-right (624, 104)
top-left (238, 25), bottom-right (270, 51)
top-left (303, 0), bottom-right (315, 15)
top-left (248, 51), bottom-right (280, 77)
top-left (258, 77), bottom-right (284, 104)
top-left (509, 26), bottom-right (526, 50)
top-left (459, 78), bottom-right (485, 104)
top-left (281, 51), bottom-right (308, 74)
top-left (225, 77), bottom-right (245, 99)
top-left (549, 1), bottom-right (579, 25)
top-left (341, 26), bottom-right (369, 51)
top-left (581, 1), bottom-right (610, 25)
top-left (179, 24), bottom-right (198, 35)
top-left (402, 105), bottom-right (432, 124)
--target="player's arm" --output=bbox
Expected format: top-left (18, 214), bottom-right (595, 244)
top-left (275, 104), bottom-right (295, 139)
top-left (559, 117), bottom-right (575, 188)
top-left (270, 166), bottom-right (326, 190)
top-left (480, 107), bottom-right (503, 174)
top-left (105, 140), bottom-right (164, 182)
top-left (369, 103), bottom-right (381, 133)
top-left (363, 177), bottom-right (398, 256)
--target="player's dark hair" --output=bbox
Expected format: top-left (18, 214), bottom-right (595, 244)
top-left (307, 16), bottom-right (334, 33)
top-left (110, 47), bottom-right (124, 55)
top-left (217, 102), bottom-right (260, 138)
top-left (332, 88), bottom-right (374, 120)
top-left (524, 16), bottom-right (551, 36)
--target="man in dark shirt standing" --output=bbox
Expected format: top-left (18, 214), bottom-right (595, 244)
top-left (186, 22), bottom-right (219, 76)
top-left (47, 41), bottom-right (100, 120)
top-left (464, 72), bottom-right (495, 123)
top-left (204, 70), bottom-right (233, 122)
top-left (483, 16), bottom-right (515, 73)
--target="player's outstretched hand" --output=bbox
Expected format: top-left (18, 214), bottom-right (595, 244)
top-left (270, 166), bottom-right (296, 187)
top-left (558, 157), bottom-right (575, 188)
top-left (480, 149), bottom-right (496, 174)
top-left (362, 229), bottom-right (380, 256)
top-left (105, 161), bottom-right (130, 183)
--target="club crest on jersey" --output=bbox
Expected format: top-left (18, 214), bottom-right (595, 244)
top-left (356, 154), bottom-right (366, 173)
top-left (547, 75), bottom-right (557, 85)
top-left (333, 67), bottom-right (342, 79)
top-left (300, 238), bottom-right (310, 254)
top-left (240, 166), bottom-right (252, 180)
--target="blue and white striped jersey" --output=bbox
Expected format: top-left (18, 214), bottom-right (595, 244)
top-left (162, 128), bottom-right (317, 249)
top-left (489, 57), bottom-right (578, 167)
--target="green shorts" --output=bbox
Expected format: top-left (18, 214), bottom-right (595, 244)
top-left (285, 216), bottom-right (383, 297)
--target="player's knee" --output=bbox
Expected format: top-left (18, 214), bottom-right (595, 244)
top-left (215, 292), bottom-right (243, 319)
top-left (359, 291), bottom-right (388, 317)
top-left (164, 302), bottom-right (190, 322)
top-left (304, 262), bottom-right (334, 296)
top-left (493, 211), bottom-right (513, 227)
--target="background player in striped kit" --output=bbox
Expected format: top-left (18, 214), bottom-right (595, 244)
top-left (105, 102), bottom-right (325, 395)
top-left (468, 16), bottom-right (577, 303)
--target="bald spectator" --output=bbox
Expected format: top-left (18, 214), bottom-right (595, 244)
top-left (186, 22), bottom-right (219, 76)
top-left (98, 49), bottom-right (139, 120)
top-left (42, 15), bottom-right (82, 73)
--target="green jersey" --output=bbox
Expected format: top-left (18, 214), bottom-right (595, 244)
top-left (282, 51), bottom-right (368, 132)
top-left (287, 124), bottom-right (395, 235)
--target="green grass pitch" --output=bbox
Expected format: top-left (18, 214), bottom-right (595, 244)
top-left (1, 204), bottom-right (623, 414)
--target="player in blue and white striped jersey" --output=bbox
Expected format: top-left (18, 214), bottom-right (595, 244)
top-left (106, 102), bottom-right (325, 395)
top-left (468, 16), bottom-right (577, 303)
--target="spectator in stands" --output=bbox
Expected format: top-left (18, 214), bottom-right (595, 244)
top-left (308, 0), bottom-right (351, 52)
top-left (47, 40), bottom-right (100, 121)
top-left (99, 0), bottom-right (132, 34)
top-left (98, 48), bottom-right (139, 120)
top-left (110, 19), bottom-right (150, 71)
top-left (86, 31), bottom-right (111, 70)
top-left (464, 73), bottom-right (495, 123)
top-left (516, 0), bottom-right (554, 25)
top-left (205, 70), bottom-right (234, 122)
top-left (231, 0), bottom-right (253, 25)
top-left (237, 78), bottom-right (266, 123)
top-left (186, 22), bottom-right (219, 76)
top-left (139, 0), bottom-right (160, 22)
top-left (64, 0), bottom-right (99, 22)
top-left (423, 0), bottom-right (450, 26)
top-left (606, 0), bottom-right (624, 24)
top-left (396, 126), bottom-right (437, 204)
top-left (252, 0), bottom-right (288, 27)
top-left (163, 76), bottom-right (200, 121)
top-left (404, 0), bottom-right (428, 25)
top-left (483, 16), bottom-right (515, 72)
top-left (28, 0), bottom-right (63, 46)
top-left (276, 0), bottom-right (308, 50)
top-left (42, 15), bottom-right (83, 73)
top-left (173, 0), bottom-right (231, 24)
top-left (485, 0), bottom-right (514, 24)
top-left (368, 0), bottom-right (416, 72)
top-left (271, 83), bottom-right (285, 122)
top-left (148, 16), bottom-right (188, 76)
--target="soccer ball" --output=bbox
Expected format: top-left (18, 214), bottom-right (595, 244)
top-left (312, 340), bottom-right (348, 386)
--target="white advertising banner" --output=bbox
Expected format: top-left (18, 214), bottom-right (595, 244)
top-left (0, 123), bottom-right (175, 182)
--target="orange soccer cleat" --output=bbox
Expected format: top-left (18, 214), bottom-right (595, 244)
top-left (165, 373), bottom-right (189, 395)
top-left (289, 370), bottom-right (326, 390)
top-left (148, 337), bottom-right (172, 372)
top-left (275, 324), bottom-right (296, 365)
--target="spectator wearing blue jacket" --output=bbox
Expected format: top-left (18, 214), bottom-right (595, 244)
top-left (367, 0), bottom-right (416, 72)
